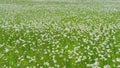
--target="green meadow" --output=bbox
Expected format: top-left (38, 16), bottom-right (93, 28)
top-left (0, 0), bottom-right (120, 68)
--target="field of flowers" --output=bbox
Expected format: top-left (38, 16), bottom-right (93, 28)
top-left (0, 0), bottom-right (120, 68)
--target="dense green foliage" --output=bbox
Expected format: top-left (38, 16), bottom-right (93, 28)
top-left (0, 0), bottom-right (120, 68)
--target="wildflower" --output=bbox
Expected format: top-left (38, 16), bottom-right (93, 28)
top-left (104, 65), bottom-right (111, 68)
top-left (44, 62), bottom-right (49, 66)
top-left (116, 58), bottom-right (120, 62)
top-left (4, 48), bottom-right (9, 53)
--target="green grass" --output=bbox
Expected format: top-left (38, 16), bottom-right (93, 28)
top-left (0, 0), bottom-right (120, 68)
